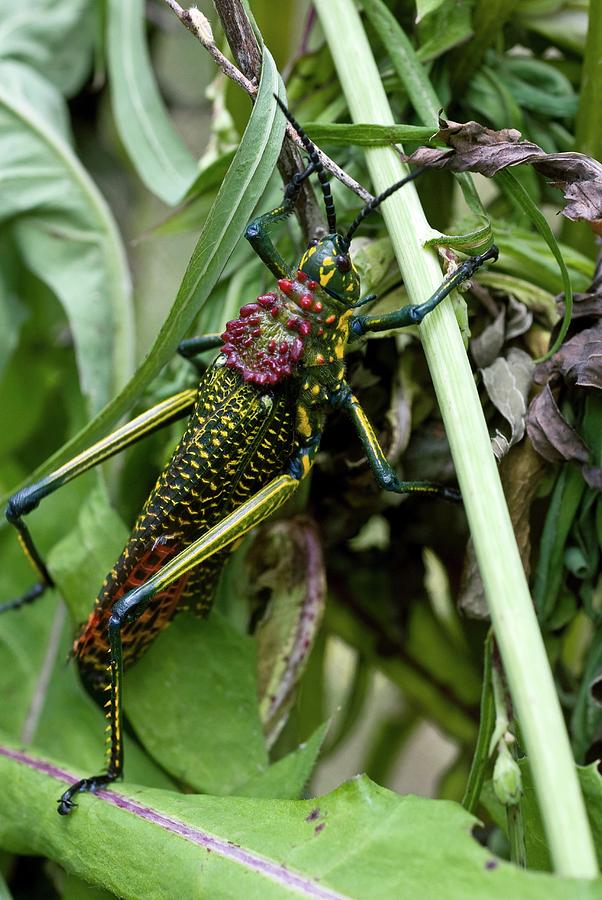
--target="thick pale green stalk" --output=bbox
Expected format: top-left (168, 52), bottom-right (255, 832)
top-left (315, 0), bottom-right (598, 879)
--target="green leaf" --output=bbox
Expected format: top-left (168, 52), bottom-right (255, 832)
top-left (9, 47), bottom-right (284, 498)
top-left (362, 0), bottom-right (440, 124)
top-left (48, 484), bottom-right (129, 624)
top-left (571, 629), bottom-right (602, 763)
top-left (0, 60), bottom-right (134, 414)
top-left (253, 519), bottom-right (326, 745)
top-left (3, 749), bottom-right (602, 898)
top-left (533, 464), bottom-right (586, 622)
top-left (304, 122), bottom-right (436, 146)
top-left (462, 633), bottom-right (494, 813)
top-left (416, 0), bottom-right (474, 62)
top-left (62, 872), bottom-right (112, 900)
top-left (127, 612), bottom-right (269, 795)
top-left (0, 242), bottom-right (26, 378)
top-left (236, 723), bottom-right (328, 799)
top-left (107, 0), bottom-right (199, 204)
top-left (0, 0), bottom-right (96, 96)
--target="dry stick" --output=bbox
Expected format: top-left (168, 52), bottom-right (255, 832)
top-left (161, 0), bottom-right (374, 218)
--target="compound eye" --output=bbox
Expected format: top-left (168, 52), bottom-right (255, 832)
top-left (335, 254), bottom-right (351, 273)
top-left (308, 239), bottom-right (319, 248)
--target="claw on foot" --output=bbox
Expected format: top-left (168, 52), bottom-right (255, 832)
top-left (56, 774), bottom-right (116, 816)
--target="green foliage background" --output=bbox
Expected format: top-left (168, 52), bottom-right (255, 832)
top-left (0, 1), bottom-right (601, 897)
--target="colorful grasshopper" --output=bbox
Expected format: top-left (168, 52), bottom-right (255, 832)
top-left (2, 98), bottom-right (497, 813)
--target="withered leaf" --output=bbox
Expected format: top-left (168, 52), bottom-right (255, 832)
top-left (481, 348), bottom-right (534, 460)
top-left (534, 323), bottom-right (602, 390)
top-left (505, 295), bottom-right (533, 340)
top-left (526, 383), bottom-right (590, 464)
top-left (582, 465), bottom-right (602, 491)
top-left (403, 120), bottom-right (602, 230)
top-left (471, 307), bottom-right (505, 369)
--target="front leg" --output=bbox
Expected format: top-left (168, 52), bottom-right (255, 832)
top-left (245, 161), bottom-right (318, 280)
top-left (349, 246), bottom-right (498, 339)
top-left (333, 383), bottom-right (460, 501)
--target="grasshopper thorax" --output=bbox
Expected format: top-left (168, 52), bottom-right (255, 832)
top-left (298, 234), bottom-right (360, 304)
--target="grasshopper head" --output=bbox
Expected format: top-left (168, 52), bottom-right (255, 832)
top-left (298, 234), bottom-right (360, 304)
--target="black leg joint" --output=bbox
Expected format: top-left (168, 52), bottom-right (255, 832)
top-left (349, 316), bottom-right (367, 340)
top-left (327, 383), bottom-right (353, 409)
top-left (244, 221), bottom-right (260, 242)
top-left (6, 488), bottom-right (39, 523)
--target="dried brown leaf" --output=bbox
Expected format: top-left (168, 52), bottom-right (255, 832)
top-left (534, 323), bottom-right (602, 390)
top-left (481, 348), bottom-right (534, 460)
top-left (404, 120), bottom-right (602, 229)
top-left (471, 307), bottom-right (506, 369)
top-left (526, 383), bottom-right (590, 464)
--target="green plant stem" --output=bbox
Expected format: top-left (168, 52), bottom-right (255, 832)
top-left (315, 0), bottom-right (598, 879)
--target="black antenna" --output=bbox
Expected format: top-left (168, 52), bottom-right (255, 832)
top-left (274, 95), bottom-right (337, 234)
top-left (341, 167), bottom-right (425, 249)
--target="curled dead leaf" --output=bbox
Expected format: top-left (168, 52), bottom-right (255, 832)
top-left (534, 323), bottom-right (602, 390)
top-left (526, 383), bottom-right (590, 464)
top-left (403, 120), bottom-right (602, 231)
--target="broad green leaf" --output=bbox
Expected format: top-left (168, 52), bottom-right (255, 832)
top-left (48, 484), bottom-right (129, 624)
top-left (3, 749), bottom-right (602, 899)
top-left (0, 0), bottom-right (95, 96)
top-left (107, 0), bottom-right (199, 204)
top-left (233, 722), bottom-right (328, 800)
top-left (8, 47), bottom-right (284, 498)
top-left (0, 242), bottom-right (25, 378)
top-left (49, 487), bottom-right (268, 797)
top-left (127, 613), bottom-right (269, 796)
top-left (28, 608), bottom-right (174, 793)
top-left (62, 872), bottom-right (112, 900)
top-left (0, 61), bottom-right (134, 414)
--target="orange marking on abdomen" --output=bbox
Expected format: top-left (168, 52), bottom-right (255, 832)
top-left (73, 540), bottom-right (189, 671)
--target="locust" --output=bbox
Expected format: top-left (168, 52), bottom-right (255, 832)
top-left (1, 98), bottom-right (498, 814)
